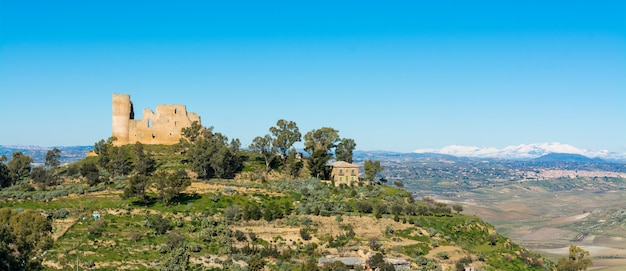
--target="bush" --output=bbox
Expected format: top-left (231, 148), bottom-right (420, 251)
top-left (88, 218), bottom-right (107, 236)
top-left (146, 214), bottom-right (171, 235)
top-left (53, 208), bottom-right (69, 219)
top-left (234, 230), bottom-right (247, 242)
top-left (300, 228), bottom-right (311, 241)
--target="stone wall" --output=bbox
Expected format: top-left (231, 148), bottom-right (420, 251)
top-left (112, 93), bottom-right (201, 146)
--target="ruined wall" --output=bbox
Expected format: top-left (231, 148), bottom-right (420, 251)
top-left (112, 93), bottom-right (201, 146)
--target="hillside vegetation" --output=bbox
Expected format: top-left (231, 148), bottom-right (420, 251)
top-left (0, 142), bottom-right (559, 271)
top-left (1, 121), bottom-right (574, 270)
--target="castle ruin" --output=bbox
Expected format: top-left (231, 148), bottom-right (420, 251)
top-left (112, 93), bottom-right (201, 146)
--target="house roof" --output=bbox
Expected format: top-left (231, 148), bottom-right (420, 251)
top-left (318, 257), bottom-right (363, 266)
top-left (331, 161), bottom-right (359, 168)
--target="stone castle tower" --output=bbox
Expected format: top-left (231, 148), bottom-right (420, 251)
top-left (112, 93), bottom-right (201, 146)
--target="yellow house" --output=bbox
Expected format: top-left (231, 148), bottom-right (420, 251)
top-left (330, 161), bottom-right (359, 186)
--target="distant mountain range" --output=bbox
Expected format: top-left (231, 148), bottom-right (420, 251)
top-left (414, 142), bottom-right (626, 162)
top-left (2, 142), bottom-right (625, 165)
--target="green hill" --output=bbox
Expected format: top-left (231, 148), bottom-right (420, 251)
top-left (0, 144), bottom-right (556, 271)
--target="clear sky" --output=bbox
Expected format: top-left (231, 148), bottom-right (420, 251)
top-left (1, 1), bottom-right (624, 153)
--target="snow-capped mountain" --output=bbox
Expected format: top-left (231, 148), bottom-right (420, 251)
top-left (414, 143), bottom-right (626, 161)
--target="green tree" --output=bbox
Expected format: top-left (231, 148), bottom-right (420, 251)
top-left (179, 124), bottom-right (242, 179)
top-left (363, 159), bottom-right (383, 184)
top-left (158, 244), bottom-right (189, 271)
top-left (80, 161), bottom-right (101, 186)
top-left (452, 203), bottom-right (463, 214)
top-left (154, 170), bottom-right (191, 206)
top-left (286, 148), bottom-right (303, 178)
top-left (367, 253), bottom-right (394, 271)
top-left (94, 137), bottom-right (116, 170)
top-left (0, 208), bottom-right (53, 270)
top-left (44, 147), bottom-right (61, 169)
top-left (308, 149), bottom-right (332, 179)
top-left (31, 166), bottom-right (57, 190)
top-left (0, 161), bottom-right (10, 188)
top-left (123, 174), bottom-right (150, 204)
top-left (133, 142), bottom-right (156, 176)
top-left (557, 245), bottom-right (592, 271)
top-left (269, 119), bottom-right (301, 164)
top-left (304, 127), bottom-right (340, 154)
top-left (249, 134), bottom-right (276, 172)
top-left (335, 138), bottom-right (356, 163)
top-left (110, 146), bottom-right (132, 177)
top-left (7, 151), bottom-right (33, 183)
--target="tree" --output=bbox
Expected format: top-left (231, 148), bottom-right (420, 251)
top-left (335, 138), bottom-right (356, 163)
top-left (7, 151), bottom-right (33, 183)
top-left (286, 148), bottom-right (303, 178)
top-left (363, 159), bottom-right (383, 184)
top-left (0, 161), bottom-right (10, 188)
top-left (133, 142), bottom-right (156, 176)
top-left (249, 134), bottom-right (276, 172)
top-left (179, 124), bottom-right (242, 179)
top-left (123, 175), bottom-right (150, 204)
top-left (557, 245), bottom-right (592, 271)
top-left (80, 161), bottom-right (101, 186)
top-left (45, 147), bottom-right (61, 169)
top-left (153, 170), bottom-right (191, 206)
top-left (452, 203), bottom-right (463, 214)
top-left (307, 149), bottom-right (332, 179)
top-left (31, 166), bottom-right (56, 190)
top-left (110, 146), bottom-right (132, 177)
top-left (94, 137), bottom-right (116, 170)
top-left (304, 127), bottom-right (340, 154)
top-left (0, 208), bottom-right (53, 270)
top-left (269, 119), bottom-right (301, 164)
top-left (367, 253), bottom-right (394, 271)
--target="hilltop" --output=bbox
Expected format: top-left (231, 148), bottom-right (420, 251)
top-left (0, 143), bottom-right (555, 271)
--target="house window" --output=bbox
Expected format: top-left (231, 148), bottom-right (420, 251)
top-left (351, 169), bottom-right (355, 176)
top-left (339, 169), bottom-right (343, 175)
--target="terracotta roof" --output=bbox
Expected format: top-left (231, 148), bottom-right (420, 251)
top-left (331, 161), bottom-right (359, 168)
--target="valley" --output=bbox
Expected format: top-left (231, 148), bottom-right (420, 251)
top-left (377, 152), bottom-right (626, 270)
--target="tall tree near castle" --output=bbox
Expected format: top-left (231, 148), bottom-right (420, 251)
top-left (178, 121), bottom-right (243, 179)
top-left (335, 138), bottom-right (356, 163)
top-left (269, 119), bottom-right (301, 164)
top-left (133, 142), bottom-right (156, 176)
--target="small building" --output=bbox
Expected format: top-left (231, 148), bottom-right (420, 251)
top-left (318, 257), bottom-right (363, 270)
top-left (330, 161), bottom-right (359, 186)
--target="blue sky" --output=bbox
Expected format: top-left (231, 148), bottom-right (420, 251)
top-left (1, 1), bottom-right (624, 153)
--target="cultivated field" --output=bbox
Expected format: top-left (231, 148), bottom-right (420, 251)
top-left (430, 180), bottom-right (626, 270)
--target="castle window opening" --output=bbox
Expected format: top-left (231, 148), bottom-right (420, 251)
top-left (147, 119), bottom-right (152, 128)
top-left (175, 107), bottom-right (178, 114)
top-left (152, 133), bottom-right (156, 139)
top-left (141, 133), bottom-right (144, 138)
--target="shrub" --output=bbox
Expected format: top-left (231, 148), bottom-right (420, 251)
top-left (300, 228), bottom-right (311, 241)
top-left (146, 214), bottom-right (171, 235)
top-left (234, 230), bottom-right (247, 242)
top-left (53, 208), bottom-right (69, 219)
top-left (437, 251), bottom-right (449, 260)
